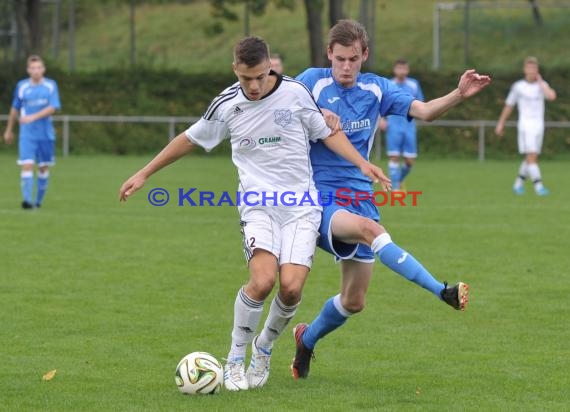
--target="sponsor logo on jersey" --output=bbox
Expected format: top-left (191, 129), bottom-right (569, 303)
top-left (238, 137), bottom-right (256, 150)
top-left (258, 136), bottom-right (281, 146)
top-left (341, 118), bottom-right (371, 133)
top-left (327, 96), bottom-right (340, 104)
top-left (27, 98), bottom-right (49, 107)
top-left (274, 109), bottom-right (292, 127)
top-left (234, 105), bottom-right (244, 115)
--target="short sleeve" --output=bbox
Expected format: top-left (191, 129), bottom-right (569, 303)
top-left (505, 84), bottom-right (518, 107)
top-left (185, 116), bottom-right (229, 152)
top-left (49, 81), bottom-right (61, 110)
top-left (295, 83), bottom-right (331, 142)
top-left (416, 81), bottom-right (425, 102)
top-left (11, 85), bottom-right (22, 110)
top-left (302, 109), bottom-right (331, 142)
top-left (379, 80), bottom-right (415, 118)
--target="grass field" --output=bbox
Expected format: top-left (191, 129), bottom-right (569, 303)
top-left (1, 153), bottom-right (569, 411)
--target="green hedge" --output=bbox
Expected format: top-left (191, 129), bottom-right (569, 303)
top-left (1, 67), bottom-right (568, 158)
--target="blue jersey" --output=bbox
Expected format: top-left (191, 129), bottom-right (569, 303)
top-left (386, 77), bottom-right (423, 130)
top-left (12, 77), bottom-right (61, 141)
top-left (297, 68), bottom-right (414, 194)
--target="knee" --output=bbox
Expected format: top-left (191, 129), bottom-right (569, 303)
top-left (405, 159), bottom-right (415, 167)
top-left (245, 275), bottom-right (276, 301)
top-left (358, 218), bottom-right (385, 244)
top-left (341, 294), bottom-right (366, 314)
top-left (278, 283), bottom-right (303, 306)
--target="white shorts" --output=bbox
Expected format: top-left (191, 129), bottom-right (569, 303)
top-left (518, 123), bottom-right (544, 154)
top-left (240, 208), bottom-right (320, 268)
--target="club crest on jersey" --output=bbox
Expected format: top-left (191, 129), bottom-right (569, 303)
top-left (274, 109), bottom-right (292, 128)
top-left (238, 137), bottom-right (256, 150)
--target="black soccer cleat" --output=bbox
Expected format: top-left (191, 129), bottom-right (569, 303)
top-left (21, 201), bottom-right (34, 209)
top-left (291, 323), bottom-right (314, 379)
top-left (441, 281), bottom-right (470, 311)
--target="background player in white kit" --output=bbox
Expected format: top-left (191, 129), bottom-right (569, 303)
top-left (118, 36), bottom-right (389, 391)
top-left (495, 56), bottom-right (556, 196)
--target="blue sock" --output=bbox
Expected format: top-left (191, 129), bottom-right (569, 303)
top-left (400, 164), bottom-right (412, 183)
top-left (371, 233), bottom-right (445, 298)
top-left (302, 295), bottom-right (350, 350)
top-left (21, 171), bottom-right (34, 204)
top-left (388, 160), bottom-right (401, 190)
top-left (36, 171), bottom-right (49, 206)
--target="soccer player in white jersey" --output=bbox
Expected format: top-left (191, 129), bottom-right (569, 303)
top-left (381, 59), bottom-right (424, 190)
top-left (118, 36), bottom-right (389, 391)
top-left (495, 56), bottom-right (556, 196)
top-left (291, 20), bottom-right (491, 379)
top-left (4, 55), bottom-right (61, 209)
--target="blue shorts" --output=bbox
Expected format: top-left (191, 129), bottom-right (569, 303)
top-left (318, 196), bottom-right (380, 263)
top-left (18, 138), bottom-right (55, 166)
top-left (386, 125), bottom-right (417, 158)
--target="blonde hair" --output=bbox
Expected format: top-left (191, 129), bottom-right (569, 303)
top-left (524, 56), bottom-right (539, 66)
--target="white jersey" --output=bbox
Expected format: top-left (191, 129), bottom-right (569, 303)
top-left (185, 73), bottom-right (331, 218)
top-left (505, 79), bottom-right (547, 127)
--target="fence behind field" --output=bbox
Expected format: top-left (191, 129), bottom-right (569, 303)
top-left (1, 114), bottom-right (569, 161)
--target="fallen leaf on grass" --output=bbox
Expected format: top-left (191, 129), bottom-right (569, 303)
top-left (42, 369), bottom-right (57, 381)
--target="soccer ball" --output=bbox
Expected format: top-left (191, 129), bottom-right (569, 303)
top-left (174, 352), bottom-right (223, 395)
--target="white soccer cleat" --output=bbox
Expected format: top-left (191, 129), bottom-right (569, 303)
top-left (246, 335), bottom-right (271, 388)
top-left (224, 358), bottom-right (249, 391)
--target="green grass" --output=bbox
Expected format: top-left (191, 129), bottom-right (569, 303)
top-left (47, 0), bottom-right (570, 74)
top-left (1, 153), bottom-right (569, 411)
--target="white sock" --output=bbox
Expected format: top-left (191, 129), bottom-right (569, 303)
top-left (256, 294), bottom-right (298, 351)
top-left (370, 232), bottom-right (392, 253)
top-left (514, 161), bottom-right (527, 189)
top-left (526, 163), bottom-right (544, 191)
top-left (227, 287), bottom-right (264, 361)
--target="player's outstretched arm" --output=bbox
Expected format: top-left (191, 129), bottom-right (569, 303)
top-left (322, 131), bottom-right (392, 191)
top-left (409, 69), bottom-right (491, 122)
top-left (119, 133), bottom-right (195, 202)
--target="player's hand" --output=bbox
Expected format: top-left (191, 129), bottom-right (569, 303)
top-left (3, 130), bottom-right (13, 144)
top-left (119, 171), bottom-right (147, 202)
top-left (360, 162), bottom-right (392, 192)
top-left (379, 118), bottom-right (388, 132)
top-left (321, 108), bottom-right (342, 134)
top-left (457, 69), bottom-right (492, 99)
top-left (495, 123), bottom-right (504, 137)
top-left (19, 115), bottom-right (35, 125)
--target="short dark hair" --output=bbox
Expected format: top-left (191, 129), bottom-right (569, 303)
top-left (328, 20), bottom-right (369, 52)
top-left (394, 58), bottom-right (408, 66)
top-left (27, 54), bottom-right (43, 65)
top-left (234, 36), bottom-right (270, 67)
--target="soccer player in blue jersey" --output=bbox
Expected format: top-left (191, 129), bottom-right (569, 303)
top-left (382, 59), bottom-right (424, 190)
top-left (290, 20), bottom-right (491, 379)
top-left (3, 55), bottom-right (61, 209)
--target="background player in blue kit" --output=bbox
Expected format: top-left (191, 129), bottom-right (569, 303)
top-left (382, 59), bottom-right (424, 190)
top-left (291, 20), bottom-right (491, 379)
top-left (3, 55), bottom-right (61, 209)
